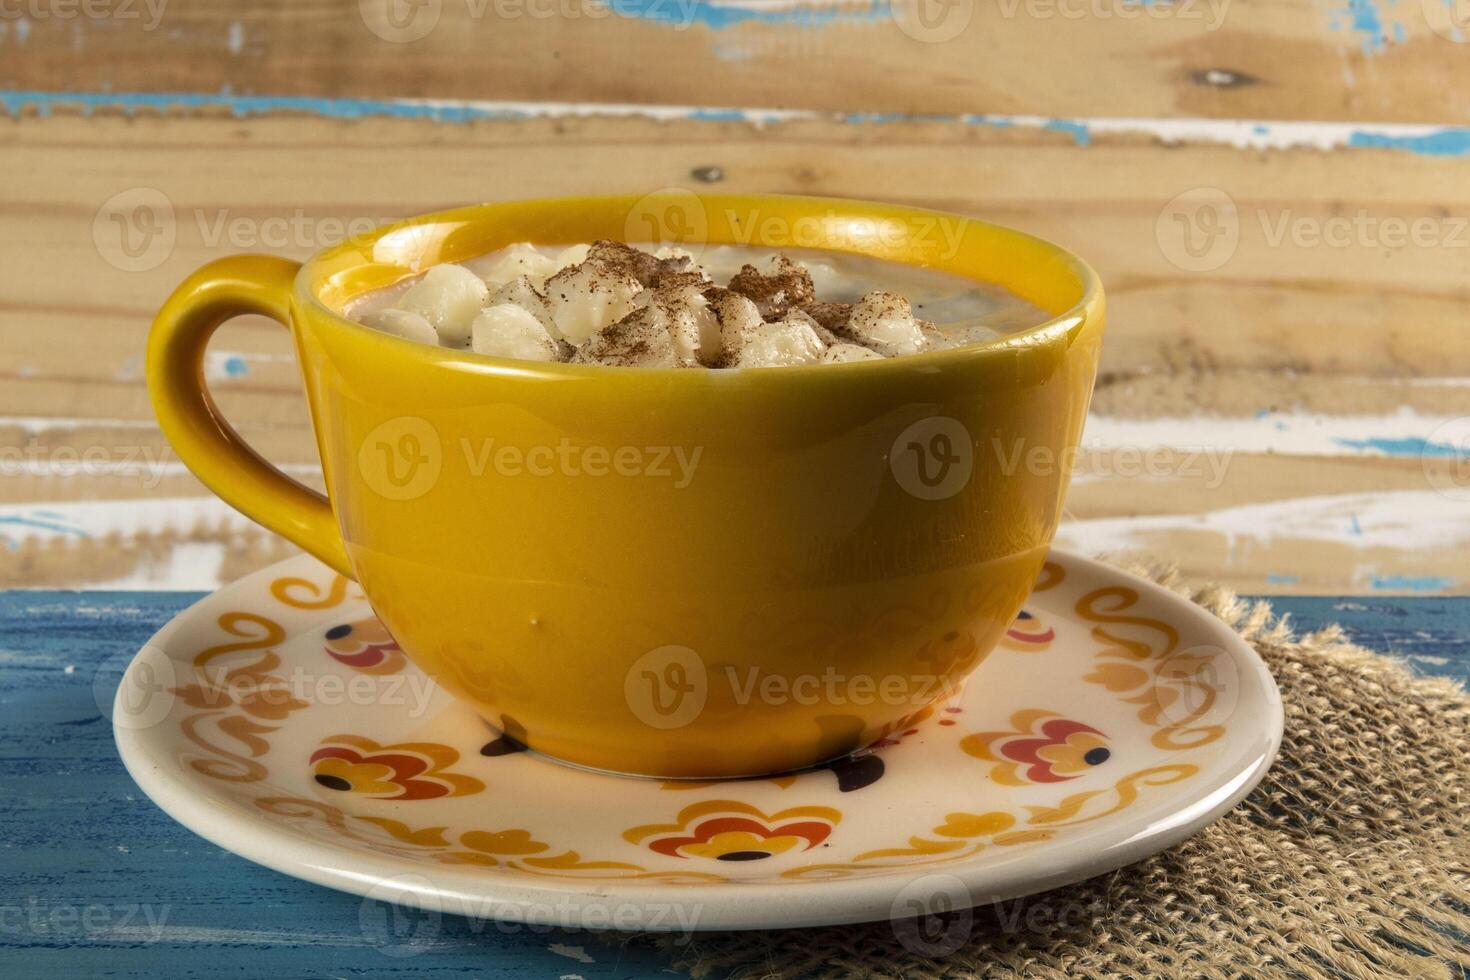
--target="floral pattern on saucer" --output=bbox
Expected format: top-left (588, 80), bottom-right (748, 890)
top-left (115, 550), bottom-right (1282, 929)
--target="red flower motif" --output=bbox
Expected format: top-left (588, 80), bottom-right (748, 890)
top-left (309, 735), bottom-right (483, 800)
top-left (625, 801), bottom-right (840, 861)
top-left (323, 618), bottom-right (406, 675)
top-left (1000, 609), bottom-right (1055, 652)
top-left (962, 710), bottom-right (1112, 785)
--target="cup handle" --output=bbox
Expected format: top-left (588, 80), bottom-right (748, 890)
top-left (147, 254), bottom-right (353, 578)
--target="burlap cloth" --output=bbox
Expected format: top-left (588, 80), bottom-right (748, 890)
top-left (610, 562), bottom-right (1470, 979)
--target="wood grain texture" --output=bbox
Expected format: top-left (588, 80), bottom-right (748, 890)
top-left (3, 0), bottom-right (1469, 123)
top-left (0, 591), bottom-right (1463, 975)
top-left (1, 107), bottom-right (1467, 593)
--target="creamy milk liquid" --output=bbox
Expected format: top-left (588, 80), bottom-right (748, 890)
top-left (635, 246), bottom-right (1050, 345)
top-left (348, 244), bottom-right (1050, 347)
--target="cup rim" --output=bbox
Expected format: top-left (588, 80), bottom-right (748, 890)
top-left (295, 192), bottom-right (1103, 376)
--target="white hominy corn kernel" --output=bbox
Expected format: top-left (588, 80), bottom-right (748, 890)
top-left (480, 243), bottom-right (558, 288)
top-left (554, 243), bottom-right (593, 271)
top-left (471, 304), bottom-right (561, 361)
top-left (658, 285), bottom-right (721, 367)
top-left (357, 241), bottom-right (1028, 367)
top-left (846, 290), bottom-right (930, 357)
top-left (543, 262), bottom-right (643, 345)
top-left (822, 342), bottom-right (885, 363)
top-left (490, 276), bottom-right (559, 337)
top-left (572, 305), bottom-right (678, 368)
top-left (397, 264), bottom-right (490, 348)
top-left (359, 308), bottom-right (440, 346)
top-left (735, 312), bottom-right (826, 368)
top-left (710, 290), bottom-right (764, 362)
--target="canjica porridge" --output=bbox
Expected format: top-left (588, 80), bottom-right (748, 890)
top-left (348, 241), bottom-right (1050, 368)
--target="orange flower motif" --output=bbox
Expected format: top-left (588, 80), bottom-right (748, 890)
top-left (309, 735), bottom-right (484, 800)
top-left (172, 659), bottom-right (308, 723)
top-left (437, 830), bottom-right (551, 867)
top-left (962, 709), bottom-right (1111, 785)
top-left (323, 618), bottom-right (406, 675)
top-left (999, 609), bottom-right (1055, 652)
top-left (625, 800), bottom-right (840, 862)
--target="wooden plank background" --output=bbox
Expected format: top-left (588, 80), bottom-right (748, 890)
top-left (4, 0), bottom-right (1469, 122)
top-left (2, 0), bottom-right (1468, 595)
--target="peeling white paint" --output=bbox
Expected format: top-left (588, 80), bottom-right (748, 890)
top-left (1083, 408), bottom-right (1463, 459)
top-left (1057, 490), bottom-right (1470, 556)
top-left (0, 497), bottom-right (256, 547)
top-left (548, 943), bottom-right (594, 964)
top-left (0, 416), bottom-right (158, 432)
top-left (91, 540), bottom-right (229, 590)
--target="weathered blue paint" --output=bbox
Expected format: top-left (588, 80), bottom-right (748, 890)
top-left (0, 592), bottom-right (686, 979)
top-left (843, 111), bottom-right (914, 124)
top-left (0, 89), bottom-right (533, 123)
top-left (1370, 574), bottom-right (1458, 593)
top-left (1274, 596), bottom-right (1470, 683)
top-left (1333, 435), bottom-right (1466, 458)
top-left (609, 0), bottom-right (890, 30)
top-left (686, 107), bottom-right (752, 122)
top-left (1342, 0), bottom-right (1387, 54)
top-left (7, 89), bottom-right (1470, 159)
top-left (0, 514), bottom-right (88, 535)
top-left (0, 514), bottom-right (90, 548)
top-left (1042, 119), bottom-right (1092, 146)
top-left (1348, 127), bottom-right (1470, 157)
top-left (1266, 574), bottom-right (1301, 585)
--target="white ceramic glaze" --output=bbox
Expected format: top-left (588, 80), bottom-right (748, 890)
top-left (114, 549), bottom-right (1282, 931)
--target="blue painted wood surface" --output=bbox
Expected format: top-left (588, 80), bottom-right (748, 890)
top-left (1, 591), bottom-right (1466, 978)
top-left (0, 592), bottom-right (684, 979)
top-left (1264, 596), bottom-right (1470, 684)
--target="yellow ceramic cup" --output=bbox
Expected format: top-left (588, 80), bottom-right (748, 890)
top-left (148, 193), bottom-right (1104, 779)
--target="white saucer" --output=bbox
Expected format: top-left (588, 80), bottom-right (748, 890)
top-left (114, 549), bottom-right (1281, 931)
